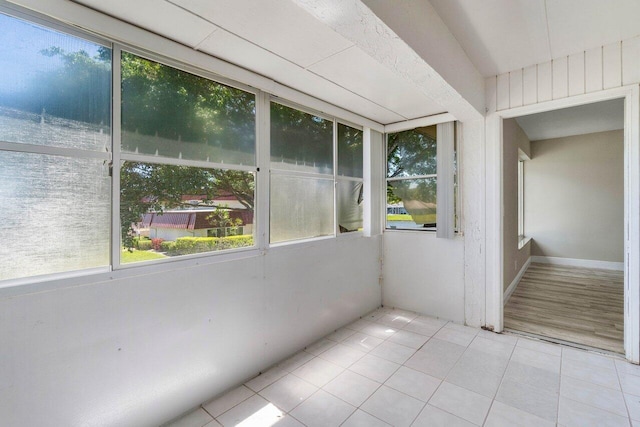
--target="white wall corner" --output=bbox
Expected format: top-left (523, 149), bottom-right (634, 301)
top-left (462, 119), bottom-right (486, 327)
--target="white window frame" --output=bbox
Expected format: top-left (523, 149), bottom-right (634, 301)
top-left (336, 120), bottom-right (365, 237)
top-left (517, 159), bottom-right (524, 238)
top-left (0, 7), bottom-right (113, 284)
top-left (0, 2), bottom-right (379, 292)
top-left (113, 46), bottom-right (261, 269)
top-left (383, 113), bottom-right (458, 237)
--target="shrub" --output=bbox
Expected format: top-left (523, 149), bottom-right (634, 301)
top-left (151, 238), bottom-right (164, 251)
top-left (137, 239), bottom-right (152, 251)
top-left (163, 235), bottom-right (254, 256)
top-left (160, 241), bottom-right (176, 253)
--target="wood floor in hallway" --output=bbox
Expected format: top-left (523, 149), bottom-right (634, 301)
top-left (504, 262), bottom-right (624, 353)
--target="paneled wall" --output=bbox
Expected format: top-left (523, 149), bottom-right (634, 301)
top-left (486, 37), bottom-right (640, 112)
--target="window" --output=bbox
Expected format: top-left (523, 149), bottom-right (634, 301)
top-left (0, 13), bottom-right (112, 281)
top-left (0, 8), bottom-right (370, 284)
top-left (386, 125), bottom-right (438, 231)
top-left (386, 122), bottom-right (456, 236)
top-left (270, 102), bottom-right (334, 243)
top-left (337, 123), bottom-right (364, 233)
top-left (518, 159), bottom-right (524, 238)
top-left (118, 52), bottom-right (256, 263)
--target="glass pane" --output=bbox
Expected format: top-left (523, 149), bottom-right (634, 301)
top-left (337, 180), bottom-right (363, 233)
top-left (338, 123), bottom-right (363, 178)
top-left (386, 178), bottom-right (437, 230)
top-left (121, 52), bottom-right (256, 165)
top-left (0, 13), bottom-right (111, 150)
top-left (270, 174), bottom-right (333, 243)
top-left (0, 152), bottom-right (110, 281)
top-left (387, 125), bottom-right (436, 178)
top-left (270, 103), bottom-right (333, 174)
top-left (120, 161), bottom-right (255, 263)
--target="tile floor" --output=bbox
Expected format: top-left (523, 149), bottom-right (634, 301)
top-left (163, 307), bottom-right (640, 427)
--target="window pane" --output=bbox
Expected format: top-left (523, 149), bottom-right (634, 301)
top-left (387, 125), bottom-right (436, 178)
top-left (270, 103), bottom-right (333, 174)
top-left (270, 174), bottom-right (333, 243)
top-left (338, 123), bottom-right (363, 178)
top-left (121, 52), bottom-right (256, 165)
top-left (0, 151), bottom-right (110, 281)
top-left (337, 180), bottom-right (363, 233)
top-left (120, 161), bottom-right (255, 263)
top-left (0, 13), bottom-right (111, 150)
top-left (387, 178), bottom-right (437, 230)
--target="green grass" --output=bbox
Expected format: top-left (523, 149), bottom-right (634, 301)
top-left (387, 214), bottom-right (412, 221)
top-left (387, 213), bottom-right (437, 224)
top-left (121, 249), bottom-right (167, 263)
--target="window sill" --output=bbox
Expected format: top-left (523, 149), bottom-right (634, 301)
top-left (518, 236), bottom-right (532, 250)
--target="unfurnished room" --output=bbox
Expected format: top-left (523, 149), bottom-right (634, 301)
top-left (1, 1), bottom-right (640, 426)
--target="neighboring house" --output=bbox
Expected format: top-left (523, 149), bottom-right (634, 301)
top-left (142, 208), bottom-right (253, 241)
top-left (386, 203), bottom-right (408, 215)
top-left (138, 192), bottom-right (253, 240)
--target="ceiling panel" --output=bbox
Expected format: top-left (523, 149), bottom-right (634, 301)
top-left (308, 46), bottom-right (445, 119)
top-left (546, 0), bottom-right (640, 58)
top-left (429, 0), bottom-right (549, 76)
top-left (197, 29), bottom-right (405, 123)
top-left (168, 0), bottom-right (354, 68)
top-left (515, 99), bottom-right (624, 141)
top-left (72, 0), bottom-right (217, 47)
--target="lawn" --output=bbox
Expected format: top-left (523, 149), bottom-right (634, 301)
top-left (387, 214), bottom-right (413, 221)
top-left (121, 249), bottom-right (167, 263)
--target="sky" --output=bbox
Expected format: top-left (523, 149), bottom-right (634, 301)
top-left (0, 12), bottom-right (105, 94)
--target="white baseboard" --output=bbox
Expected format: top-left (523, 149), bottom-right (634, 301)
top-left (530, 256), bottom-right (624, 271)
top-left (504, 256), bottom-right (532, 305)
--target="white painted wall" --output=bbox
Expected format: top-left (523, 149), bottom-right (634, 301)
top-left (486, 36), bottom-right (640, 113)
top-left (383, 232), bottom-right (465, 322)
top-left (0, 236), bottom-right (382, 426)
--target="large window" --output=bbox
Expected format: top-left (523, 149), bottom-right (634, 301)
top-left (0, 9), bottom-right (368, 284)
top-left (119, 52), bottom-right (256, 263)
top-left (0, 13), bottom-right (112, 281)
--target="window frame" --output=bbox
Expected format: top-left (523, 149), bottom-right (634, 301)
top-left (0, 4), bottom-right (375, 290)
top-left (336, 120), bottom-right (365, 236)
top-left (383, 115), bottom-right (459, 235)
top-left (266, 100), bottom-right (366, 245)
top-left (112, 45), bottom-right (261, 269)
top-left (0, 8), bottom-right (114, 283)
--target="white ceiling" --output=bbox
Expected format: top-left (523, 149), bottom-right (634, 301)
top-left (429, 0), bottom-right (640, 77)
top-left (515, 99), bottom-right (624, 141)
top-left (71, 0), bottom-right (448, 124)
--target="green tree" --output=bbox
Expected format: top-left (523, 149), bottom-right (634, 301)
top-left (387, 126), bottom-right (437, 208)
top-left (1, 47), bottom-right (111, 125)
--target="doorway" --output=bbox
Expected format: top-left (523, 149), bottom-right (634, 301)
top-left (485, 86), bottom-right (640, 362)
top-left (503, 100), bottom-right (624, 353)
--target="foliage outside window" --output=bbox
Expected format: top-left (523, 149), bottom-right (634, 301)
top-left (119, 52), bottom-right (256, 263)
top-left (0, 13), bottom-right (112, 281)
top-left (386, 125), bottom-right (438, 230)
